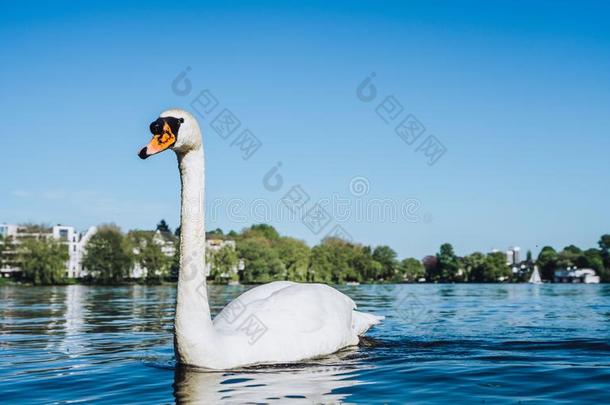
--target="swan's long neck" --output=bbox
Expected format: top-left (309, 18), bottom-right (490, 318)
top-left (174, 146), bottom-right (216, 364)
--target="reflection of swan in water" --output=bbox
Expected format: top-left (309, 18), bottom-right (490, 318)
top-left (173, 348), bottom-right (365, 404)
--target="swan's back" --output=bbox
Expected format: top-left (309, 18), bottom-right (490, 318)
top-left (211, 282), bottom-right (381, 367)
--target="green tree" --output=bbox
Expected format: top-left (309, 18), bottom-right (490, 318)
top-left (275, 237), bottom-right (310, 282)
top-left (207, 245), bottom-right (239, 283)
top-left (398, 258), bottom-right (425, 282)
top-left (342, 244), bottom-right (365, 283)
top-left (83, 226), bottom-right (132, 284)
top-left (575, 248), bottom-right (604, 272)
top-left (423, 255), bottom-right (440, 282)
top-left (484, 251), bottom-right (512, 282)
top-left (156, 219), bottom-right (171, 234)
top-left (557, 245), bottom-right (582, 268)
top-left (437, 243), bottom-right (461, 282)
top-left (536, 246), bottom-right (558, 281)
top-left (169, 236), bottom-right (180, 281)
top-left (352, 246), bottom-right (382, 282)
top-left (576, 247), bottom-right (608, 282)
top-left (464, 252), bottom-right (510, 283)
top-left (243, 224), bottom-right (280, 241)
top-left (236, 224), bottom-right (314, 283)
top-left (207, 228), bottom-right (224, 238)
top-left (128, 231), bottom-right (170, 283)
top-left (19, 238), bottom-right (68, 285)
top-left (463, 252), bottom-right (487, 282)
top-left (237, 237), bottom-right (284, 283)
top-left (308, 243), bottom-right (334, 283)
top-left (599, 234), bottom-right (610, 252)
top-left (309, 238), bottom-right (359, 283)
top-left (372, 245), bottom-right (398, 281)
top-left (599, 234), bottom-right (610, 273)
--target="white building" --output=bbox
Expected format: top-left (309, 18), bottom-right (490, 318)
top-left (0, 223), bottom-right (97, 278)
top-left (504, 246), bottom-right (521, 265)
top-left (1, 223), bottom-right (243, 281)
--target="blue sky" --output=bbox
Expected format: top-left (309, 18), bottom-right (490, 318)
top-left (1, 0), bottom-right (609, 259)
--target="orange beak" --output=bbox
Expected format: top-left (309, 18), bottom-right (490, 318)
top-left (138, 122), bottom-right (177, 159)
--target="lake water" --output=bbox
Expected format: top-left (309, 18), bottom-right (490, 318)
top-left (1, 284), bottom-right (609, 404)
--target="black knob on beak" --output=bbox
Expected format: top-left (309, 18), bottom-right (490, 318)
top-left (149, 119), bottom-right (163, 134)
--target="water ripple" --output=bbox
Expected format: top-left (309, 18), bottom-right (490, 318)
top-left (1, 284), bottom-right (610, 403)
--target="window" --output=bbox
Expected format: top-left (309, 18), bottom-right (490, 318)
top-left (59, 229), bottom-right (69, 241)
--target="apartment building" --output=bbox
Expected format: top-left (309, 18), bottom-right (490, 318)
top-left (0, 223), bottom-right (97, 278)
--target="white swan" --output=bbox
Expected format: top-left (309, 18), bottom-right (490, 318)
top-left (138, 109), bottom-right (383, 369)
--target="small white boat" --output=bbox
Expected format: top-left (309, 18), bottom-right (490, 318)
top-left (529, 266), bottom-right (542, 284)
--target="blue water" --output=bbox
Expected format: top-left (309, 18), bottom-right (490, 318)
top-left (1, 284), bottom-right (609, 404)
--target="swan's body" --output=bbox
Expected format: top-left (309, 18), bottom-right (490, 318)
top-left (139, 109), bottom-right (383, 369)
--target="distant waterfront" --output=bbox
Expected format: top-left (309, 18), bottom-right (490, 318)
top-left (2, 223), bottom-right (609, 285)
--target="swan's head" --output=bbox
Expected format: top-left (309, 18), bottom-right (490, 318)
top-left (138, 109), bottom-right (201, 159)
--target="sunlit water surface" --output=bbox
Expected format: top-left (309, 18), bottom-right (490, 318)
top-left (1, 284), bottom-right (610, 404)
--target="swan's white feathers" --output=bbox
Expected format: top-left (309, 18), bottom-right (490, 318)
top-left (213, 282), bottom-right (354, 336)
top-left (155, 108), bottom-right (384, 369)
top-left (205, 282), bottom-right (380, 367)
top-left (218, 281), bottom-right (296, 307)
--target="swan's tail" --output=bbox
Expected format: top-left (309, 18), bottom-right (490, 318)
top-left (351, 311), bottom-right (384, 336)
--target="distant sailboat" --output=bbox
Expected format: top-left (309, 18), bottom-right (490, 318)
top-left (529, 266), bottom-right (542, 284)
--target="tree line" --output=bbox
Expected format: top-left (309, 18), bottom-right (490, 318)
top-left (1, 221), bottom-right (609, 285)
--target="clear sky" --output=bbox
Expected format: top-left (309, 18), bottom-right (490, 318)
top-left (2, 0), bottom-right (609, 259)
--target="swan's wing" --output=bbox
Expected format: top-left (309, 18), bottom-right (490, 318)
top-left (228, 281), bottom-right (296, 306)
top-left (213, 283), bottom-right (359, 362)
top-left (213, 282), bottom-right (330, 333)
top-left (207, 282), bottom-right (382, 367)
top-left (242, 284), bottom-right (338, 333)
top-left (213, 281), bottom-right (295, 328)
